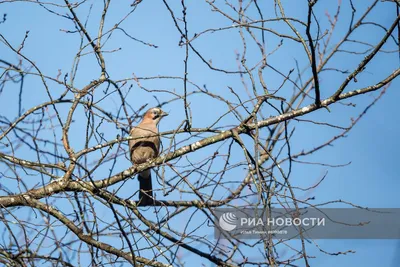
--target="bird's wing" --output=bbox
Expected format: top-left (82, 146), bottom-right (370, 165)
top-left (129, 124), bottom-right (160, 163)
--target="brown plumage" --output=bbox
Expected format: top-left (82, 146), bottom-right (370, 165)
top-left (129, 107), bottom-right (168, 205)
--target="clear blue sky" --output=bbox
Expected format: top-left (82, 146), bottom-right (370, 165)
top-left (0, 0), bottom-right (399, 266)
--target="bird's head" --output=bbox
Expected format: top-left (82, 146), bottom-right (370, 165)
top-left (143, 107), bottom-right (169, 124)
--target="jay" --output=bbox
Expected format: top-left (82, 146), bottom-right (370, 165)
top-left (129, 107), bottom-right (168, 205)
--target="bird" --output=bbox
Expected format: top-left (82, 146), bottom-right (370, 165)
top-left (129, 107), bottom-right (168, 205)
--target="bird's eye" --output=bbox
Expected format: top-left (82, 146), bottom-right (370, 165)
top-left (152, 110), bottom-right (160, 119)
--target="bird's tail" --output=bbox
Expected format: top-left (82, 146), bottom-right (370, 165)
top-left (138, 169), bottom-right (153, 205)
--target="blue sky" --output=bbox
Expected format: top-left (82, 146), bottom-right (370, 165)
top-left (0, 0), bottom-right (399, 266)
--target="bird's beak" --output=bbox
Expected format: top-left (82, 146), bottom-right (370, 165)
top-left (161, 111), bottom-right (169, 117)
